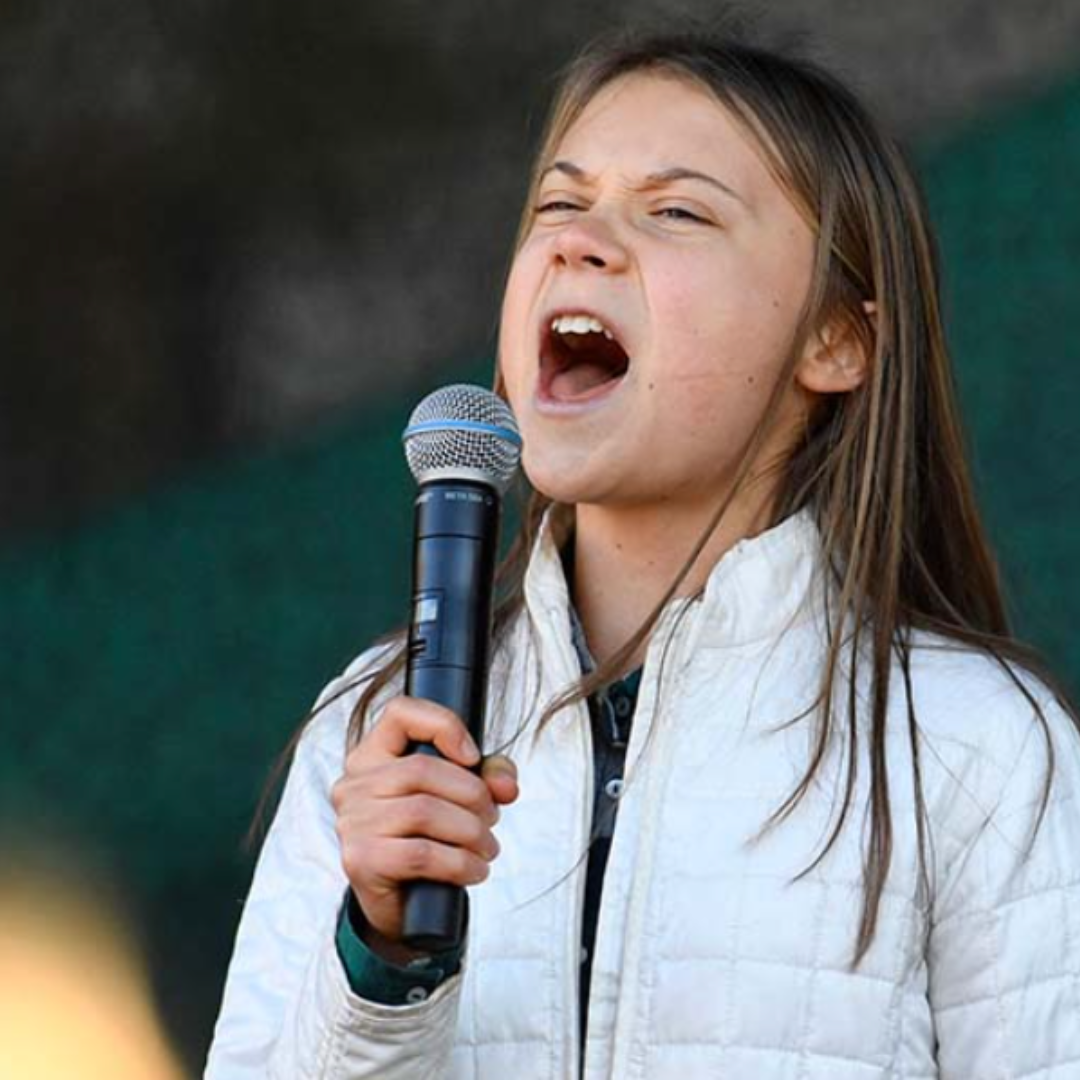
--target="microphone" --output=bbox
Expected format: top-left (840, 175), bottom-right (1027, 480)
top-left (399, 384), bottom-right (522, 951)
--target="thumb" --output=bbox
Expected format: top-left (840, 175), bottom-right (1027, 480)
top-left (481, 754), bottom-right (520, 805)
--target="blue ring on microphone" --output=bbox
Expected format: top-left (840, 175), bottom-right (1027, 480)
top-left (402, 419), bottom-right (523, 447)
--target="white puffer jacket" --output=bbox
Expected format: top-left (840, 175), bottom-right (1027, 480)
top-left (206, 511), bottom-right (1080, 1079)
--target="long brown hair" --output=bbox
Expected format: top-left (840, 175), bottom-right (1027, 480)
top-left (314, 24), bottom-right (1077, 966)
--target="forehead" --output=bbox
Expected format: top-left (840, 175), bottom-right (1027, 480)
top-left (549, 72), bottom-right (772, 197)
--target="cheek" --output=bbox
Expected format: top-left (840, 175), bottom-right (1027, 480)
top-left (497, 259), bottom-right (536, 388)
top-left (501, 232), bottom-right (546, 320)
top-left (653, 286), bottom-right (799, 445)
top-left (498, 259), bottom-right (527, 338)
top-left (660, 263), bottom-right (802, 385)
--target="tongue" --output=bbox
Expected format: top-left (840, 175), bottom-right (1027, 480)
top-left (550, 361), bottom-right (620, 400)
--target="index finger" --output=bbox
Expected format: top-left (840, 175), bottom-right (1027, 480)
top-left (362, 695), bottom-right (481, 767)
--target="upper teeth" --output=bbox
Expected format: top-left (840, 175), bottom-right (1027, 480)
top-left (551, 314), bottom-right (614, 339)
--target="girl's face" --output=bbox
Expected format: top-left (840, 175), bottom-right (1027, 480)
top-left (498, 72), bottom-right (819, 514)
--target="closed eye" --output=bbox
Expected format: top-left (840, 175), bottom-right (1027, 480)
top-left (535, 200), bottom-right (586, 214)
top-left (654, 206), bottom-right (710, 224)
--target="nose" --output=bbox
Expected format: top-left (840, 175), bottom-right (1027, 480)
top-left (551, 215), bottom-right (630, 273)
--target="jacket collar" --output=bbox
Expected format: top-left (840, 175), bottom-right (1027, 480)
top-left (694, 508), bottom-right (824, 648)
top-left (523, 506), bottom-right (825, 653)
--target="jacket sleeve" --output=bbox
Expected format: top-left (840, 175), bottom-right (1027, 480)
top-left (927, 690), bottom-right (1080, 1079)
top-left (204, 657), bottom-right (463, 1079)
top-left (336, 891), bottom-right (464, 1004)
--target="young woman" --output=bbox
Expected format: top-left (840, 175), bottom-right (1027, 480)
top-left (206, 25), bottom-right (1080, 1080)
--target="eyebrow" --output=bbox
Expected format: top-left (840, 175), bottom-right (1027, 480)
top-left (539, 160), bottom-right (748, 207)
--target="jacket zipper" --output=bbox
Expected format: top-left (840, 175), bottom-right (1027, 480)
top-left (584, 601), bottom-right (693, 1080)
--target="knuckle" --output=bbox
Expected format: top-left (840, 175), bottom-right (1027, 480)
top-left (468, 784), bottom-right (496, 818)
top-left (329, 777), bottom-right (348, 812)
top-left (466, 817), bottom-right (490, 852)
top-left (381, 694), bottom-right (407, 720)
top-left (402, 754), bottom-right (435, 789)
top-left (339, 839), bottom-right (369, 885)
top-left (464, 853), bottom-right (490, 884)
top-left (333, 814), bottom-right (348, 844)
top-left (344, 740), bottom-right (375, 775)
top-left (403, 838), bottom-right (435, 877)
top-left (371, 760), bottom-right (401, 792)
top-left (387, 694), bottom-right (433, 731)
top-left (403, 794), bottom-right (438, 833)
top-left (336, 805), bottom-right (375, 852)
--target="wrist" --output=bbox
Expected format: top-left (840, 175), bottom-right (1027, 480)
top-left (336, 890), bottom-right (465, 1006)
top-left (350, 896), bottom-right (432, 966)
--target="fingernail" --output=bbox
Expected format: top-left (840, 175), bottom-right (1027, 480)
top-left (489, 758), bottom-right (516, 780)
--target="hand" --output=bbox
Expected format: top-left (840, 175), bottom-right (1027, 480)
top-left (330, 695), bottom-right (520, 950)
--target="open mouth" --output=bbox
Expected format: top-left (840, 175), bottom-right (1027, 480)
top-left (540, 313), bottom-right (631, 404)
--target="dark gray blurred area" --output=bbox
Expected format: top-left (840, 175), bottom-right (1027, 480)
top-left (2, 0), bottom-right (1079, 538)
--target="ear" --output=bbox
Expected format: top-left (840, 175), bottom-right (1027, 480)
top-left (794, 301), bottom-right (875, 395)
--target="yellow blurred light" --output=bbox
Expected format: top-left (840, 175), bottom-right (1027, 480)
top-left (0, 874), bottom-right (187, 1080)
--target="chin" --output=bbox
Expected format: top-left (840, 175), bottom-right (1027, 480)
top-left (522, 470), bottom-right (580, 506)
top-left (520, 446), bottom-right (595, 504)
top-left (526, 477), bottom-right (624, 513)
top-left (522, 473), bottom-right (586, 509)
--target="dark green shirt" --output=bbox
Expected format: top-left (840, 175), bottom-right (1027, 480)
top-left (335, 890), bottom-right (463, 1005)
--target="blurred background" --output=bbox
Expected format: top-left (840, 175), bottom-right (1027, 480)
top-left (1, 0), bottom-right (1078, 1074)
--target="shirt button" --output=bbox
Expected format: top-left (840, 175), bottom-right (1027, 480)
top-left (613, 695), bottom-right (632, 718)
top-left (604, 777), bottom-right (624, 800)
top-left (580, 946), bottom-right (589, 965)
top-left (405, 986), bottom-right (430, 1004)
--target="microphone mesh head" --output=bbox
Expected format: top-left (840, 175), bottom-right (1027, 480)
top-left (402, 384), bottom-right (522, 493)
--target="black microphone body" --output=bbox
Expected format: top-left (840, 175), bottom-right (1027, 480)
top-left (402, 477), bottom-right (502, 951)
